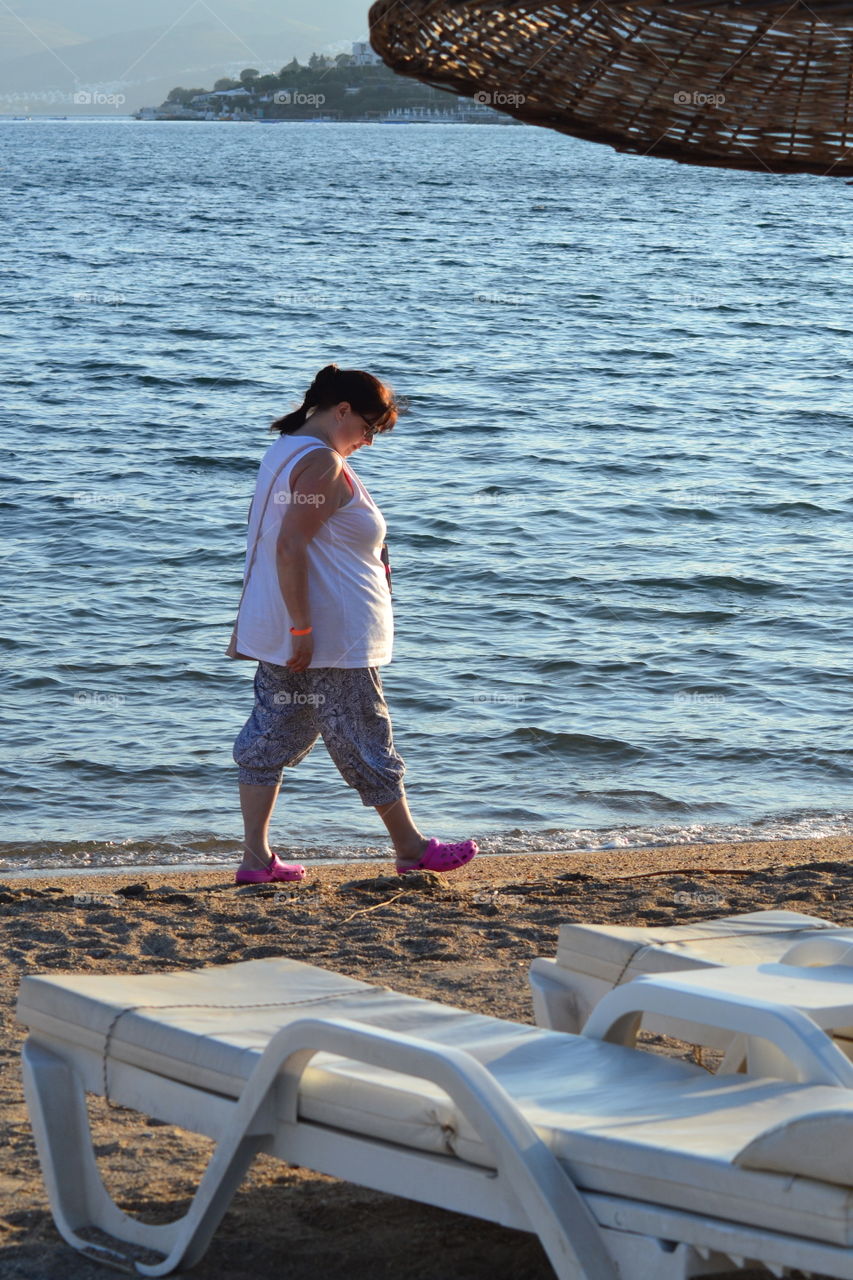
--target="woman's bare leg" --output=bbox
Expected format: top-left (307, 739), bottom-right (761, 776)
top-left (375, 790), bottom-right (430, 868)
top-left (238, 782), bottom-right (281, 869)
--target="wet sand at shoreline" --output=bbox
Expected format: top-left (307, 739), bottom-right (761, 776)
top-left (1, 835), bottom-right (851, 1279)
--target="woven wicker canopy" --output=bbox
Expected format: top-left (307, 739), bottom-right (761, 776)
top-left (369, 0), bottom-right (853, 176)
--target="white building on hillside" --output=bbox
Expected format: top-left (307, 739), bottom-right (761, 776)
top-left (352, 41), bottom-right (382, 65)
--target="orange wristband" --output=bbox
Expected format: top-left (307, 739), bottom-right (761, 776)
top-left (289, 626), bottom-right (313, 636)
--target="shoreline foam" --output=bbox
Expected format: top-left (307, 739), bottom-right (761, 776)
top-left (1, 832), bottom-right (850, 891)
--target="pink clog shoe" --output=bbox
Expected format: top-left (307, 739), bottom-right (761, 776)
top-left (235, 853), bottom-right (306, 884)
top-left (396, 837), bottom-right (478, 876)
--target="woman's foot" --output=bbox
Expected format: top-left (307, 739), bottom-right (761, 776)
top-left (236, 849), bottom-right (305, 884)
top-left (395, 837), bottom-right (478, 876)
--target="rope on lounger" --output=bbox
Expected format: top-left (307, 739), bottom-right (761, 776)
top-left (100, 985), bottom-right (378, 1107)
top-left (612, 944), bottom-right (656, 989)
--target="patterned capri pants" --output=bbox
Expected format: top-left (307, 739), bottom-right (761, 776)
top-left (232, 661), bottom-right (406, 806)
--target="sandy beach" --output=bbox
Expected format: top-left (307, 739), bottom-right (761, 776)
top-left (2, 835), bottom-right (851, 1279)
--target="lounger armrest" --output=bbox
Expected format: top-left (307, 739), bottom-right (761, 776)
top-left (261, 1017), bottom-right (620, 1280)
top-left (275, 1016), bottom-right (527, 1131)
top-left (581, 978), bottom-right (853, 1087)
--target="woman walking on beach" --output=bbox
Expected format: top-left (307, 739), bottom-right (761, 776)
top-left (230, 364), bottom-right (478, 883)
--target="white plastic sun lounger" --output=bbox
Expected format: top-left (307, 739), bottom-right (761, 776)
top-left (18, 955), bottom-right (853, 1280)
top-left (529, 909), bottom-right (853, 1043)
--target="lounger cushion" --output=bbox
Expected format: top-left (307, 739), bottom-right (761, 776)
top-left (18, 957), bottom-right (853, 1248)
top-left (556, 910), bottom-right (848, 985)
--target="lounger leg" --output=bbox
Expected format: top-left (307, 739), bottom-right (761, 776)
top-left (528, 959), bottom-right (589, 1033)
top-left (22, 1039), bottom-right (268, 1273)
top-left (602, 1231), bottom-right (744, 1279)
top-left (718, 1033), bottom-right (748, 1074)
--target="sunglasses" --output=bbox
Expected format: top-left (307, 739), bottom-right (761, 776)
top-left (357, 412), bottom-right (390, 439)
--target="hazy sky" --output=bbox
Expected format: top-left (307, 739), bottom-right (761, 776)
top-left (0, 1), bottom-right (376, 108)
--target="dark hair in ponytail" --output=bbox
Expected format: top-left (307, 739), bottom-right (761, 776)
top-left (271, 364), bottom-right (401, 435)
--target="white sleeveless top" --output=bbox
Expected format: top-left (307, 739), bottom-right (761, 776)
top-left (234, 434), bottom-right (393, 668)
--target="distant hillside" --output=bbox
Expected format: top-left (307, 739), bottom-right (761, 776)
top-left (153, 58), bottom-right (499, 122)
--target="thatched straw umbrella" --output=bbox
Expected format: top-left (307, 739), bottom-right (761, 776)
top-left (369, 0), bottom-right (853, 176)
